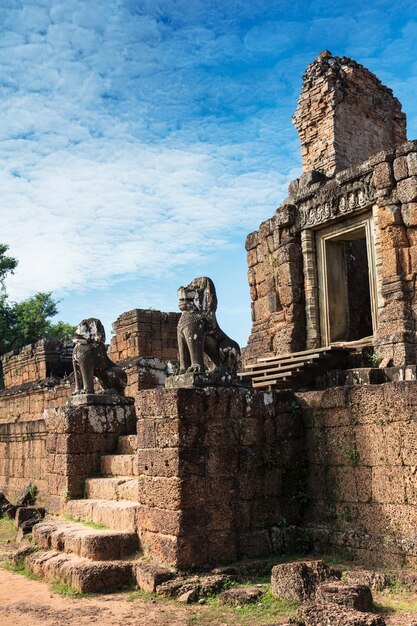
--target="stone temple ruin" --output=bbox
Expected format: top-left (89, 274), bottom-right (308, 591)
top-left (2, 51), bottom-right (417, 617)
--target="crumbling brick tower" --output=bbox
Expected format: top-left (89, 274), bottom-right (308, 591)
top-left (246, 51), bottom-right (417, 366)
top-left (293, 50), bottom-right (406, 176)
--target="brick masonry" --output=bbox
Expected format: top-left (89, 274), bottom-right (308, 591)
top-left (2, 339), bottom-right (72, 388)
top-left (245, 139), bottom-right (417, 366)
top-left (293, 50), bottom-right (406, 176)
top-left (297, 382), bottom-right (417, 566)
top-left (0, 381), bottom-right (72, 423)
top-left (108, 309), bottom-right (180, 362)
top-left (245, 52), bottom-right (417, 365)
top-left (0, 420), bottom-right (47, 504)
top-left (135, 387), bottom-right (305, 568)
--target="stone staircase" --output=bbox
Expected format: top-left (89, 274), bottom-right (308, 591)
top-left (24, 434), bottom-right (145, 593)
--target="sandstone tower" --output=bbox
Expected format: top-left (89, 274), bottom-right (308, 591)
top-left (293, 50), bottom-right (406, 176)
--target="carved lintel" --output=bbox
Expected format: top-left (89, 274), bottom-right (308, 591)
top-left (295, 171), bottom-right (375, 230)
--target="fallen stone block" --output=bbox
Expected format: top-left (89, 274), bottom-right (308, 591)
top-left (316, 580), bottom-right (373, 612)
top-left (271, 560), bottom-right (340, 603)
top-left (299, 602), bottom-right (386, 626)
top-left (134, 561), bottom-right (174, 592)
top-left (15, 506), bottom-right (45, 527)
top-left (177, 589), bottom-right (199, 603)
top-left (156, 574), bottom-right (228, 600)
top-left (343, 569), bottom-right (390, 592)
top-left (219, 585), bottom-right (264, 606)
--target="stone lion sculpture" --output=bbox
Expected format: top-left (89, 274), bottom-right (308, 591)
top-left (72, 318), bottom-right (127, 395)
top-left (176, 276), bottom-right (241, 374)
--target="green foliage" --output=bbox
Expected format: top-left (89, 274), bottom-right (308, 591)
top-left (1, 559), bottom-right (41, 581)
top-left (0, 243), bottom-right (17, 289)
top-left (0, 514), bottom-right (16, 544)
top-left (63, 515), bottom-right (109, 530)
top-left (347, 446), bottom-right (360, 467)
top-left (2, 292), bottom-right (75, 353)
top-left (0, 244), bottom-right (75, 386)
top-left (49, 580), bottom-right (89, 598)
top-left (194, 589), bottom-right (298, 625)
top-left (28, 482), bottom-right (38, 504)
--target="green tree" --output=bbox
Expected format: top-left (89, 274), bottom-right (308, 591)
top-left (0, 244), bottom-right (76, 385)
top-left (0, 243), bottom-right (17, 289)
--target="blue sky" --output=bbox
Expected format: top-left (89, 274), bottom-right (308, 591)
top-left (1, 0), bottom-right (417, 347)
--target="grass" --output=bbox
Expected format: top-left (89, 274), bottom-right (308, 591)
top-left (323, 551), bottom-right (355, 566)
top-left (127, 588), bottom-right (170, 603)
top-left (374, 579), bottom-right (417, 614)
top-left (49, 580), bottom-right (90, 598)
top-left (1, 559), bottom-right (41, 581)
top-left (187, 590), bottom-right (299, 625)
top-left (63, 515), bottom-right (109, 530)
top-left (0, 514), bottom-right (16, 544)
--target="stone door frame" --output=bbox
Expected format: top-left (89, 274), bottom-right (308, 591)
top-left (302, 210), bottom-right (378, 348)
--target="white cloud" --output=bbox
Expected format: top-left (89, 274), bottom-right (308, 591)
top-left (1, 0), bottom-right (417, 347)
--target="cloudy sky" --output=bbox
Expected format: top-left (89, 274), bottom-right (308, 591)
top-left (1, 0), bottom-right (417, 346)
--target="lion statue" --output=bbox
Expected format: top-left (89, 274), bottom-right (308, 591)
top-left (72, 318), bottom-right (127, 395)
top-left (176, 277), bottom-right (241, 374)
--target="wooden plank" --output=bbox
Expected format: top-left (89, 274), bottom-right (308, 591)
top-left (252, 379), bottom-right (290, 389)
top-left (242, 354), bottom-right (321, 371)
top-left (251, 369), bottom-right (301, 383)
top-left (256, 345), bottom-right (348, 363)
top-left (257, 346), bottom-right (331, 362)
top-left (238, 361), bottom-right (315, 377)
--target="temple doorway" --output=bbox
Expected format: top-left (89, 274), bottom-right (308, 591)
top-left (316, 215), bottom-right (377, 346)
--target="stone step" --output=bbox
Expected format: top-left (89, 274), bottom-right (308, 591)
top-left (66, 499), bottom-right (140, 532)
top-left (100, 454), bottom-right (137, 477)
top-left (25, 549), bottom-right (134, 593)
top-left (117, 434), bottom-right (138, 455)
top-left (85, 477), bottom-right (139, 501)
top-left (33, 519), bottom-right (139, 561)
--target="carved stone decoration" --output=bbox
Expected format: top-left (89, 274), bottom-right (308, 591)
top-left (167, 277), bottom-right (242, 388)
top-left (296, 171), bottom-right (375, 230)
top-left (72, 318), bottom-right (127, 396)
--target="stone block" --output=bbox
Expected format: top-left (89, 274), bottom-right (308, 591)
top-left (299, 603), bottom-right (386, 626)
top-left (373, 162), bottom-right (394, 189)
top-left (401, 203), bottom-right (417, 227)
top-left (393, 156), bottom-right (409, 181)
top-left (315, 580), bottom-right (373, 612)
top-left (408, 152), bottom-right (417, 176)
top-left (134, 561), bottom-right (174, 592)
top-left (397, 176), bottom-right (417, 203)
top-left (219, 585), bottom-right (263, 606)
top-left (271, 560), bottom-right (340, 603)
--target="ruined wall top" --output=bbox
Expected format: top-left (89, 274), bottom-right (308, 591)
top-left (292, 50), bottom-right (407, 177)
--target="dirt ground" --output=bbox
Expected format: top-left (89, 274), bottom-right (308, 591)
top-left (2, 521), bottom-right (417, 626)
top-left (0, 568), bottom-right (207, 626)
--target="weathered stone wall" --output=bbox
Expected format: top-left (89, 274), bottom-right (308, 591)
top-left (245, 208), bottom-right (306, 362)
top-left (0, 420), bottom-right (47, 504)
top-left (135, 388), bottom-right (304, 569)
top-left (246, 52), bottom-right (416, 364)
top-left (372, 142), bottom-right (417, 365)
top-left (109, 309), bottom-right (180, 362)
top-left (2, 340), bottom-right (73, 388)
top-left (297, 381), bottom-right (417, 566)
top-left (293, 51), bottom-right (406, 177)
top-left (246, 140), bottom-right (417, 365)
top-left (0, 381), bottom-right (72, 423)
